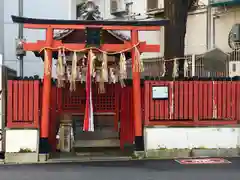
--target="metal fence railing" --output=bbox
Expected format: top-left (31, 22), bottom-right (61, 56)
top-left (137, 49), bottom-right (240, 78)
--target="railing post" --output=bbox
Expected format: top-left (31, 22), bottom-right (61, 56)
top-left (191, 54), bottom-right (195, 77)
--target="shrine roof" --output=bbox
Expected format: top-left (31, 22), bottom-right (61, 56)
top-left (52, 8), bottom-right (132, 41)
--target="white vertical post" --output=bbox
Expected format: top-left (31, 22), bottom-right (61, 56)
top-left (184, 58), bottom-right (189, 77)
top-left (69, 0), bottom-right (76, 20)
top-left (191, 54), bottom-right (195, 77)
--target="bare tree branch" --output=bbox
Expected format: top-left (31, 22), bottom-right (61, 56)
top-left (164, 0), bottom-right (197, 78)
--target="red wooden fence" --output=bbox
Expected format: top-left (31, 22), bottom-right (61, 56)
top-left (7, 80), bottom-right (240, 150)
top-left (7, 80), bottom-right (40, 128)
top-left (144, 80), bottom-right (240, 126)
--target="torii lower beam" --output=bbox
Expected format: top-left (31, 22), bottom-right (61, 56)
top-left (11, 15), bottom-right (168, 153)
top-left (24, 41), bottom-right (160, 52)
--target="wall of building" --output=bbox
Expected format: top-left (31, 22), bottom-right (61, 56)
top-left (185, 6), bottom-right (240, 55)
top-left (213, 7), bottom-right (240, 52)
top-left (144, 127), bottom-right (240, 150)
top-left (185, 9), bottom-right (207, 55)
top-left (4, 0), bottom-right (72, 77)
top-left (5, 129), bottom-right (39, 153)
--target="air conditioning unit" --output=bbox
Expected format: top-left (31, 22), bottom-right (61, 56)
top-left (147, 0), bottom-right (164, 13)
top-left (229, 61), bottom-right (240, 77)
top-left (110, 0), bottom-right (127, 16)
top-left (230, 24), bottom-right (240, 42)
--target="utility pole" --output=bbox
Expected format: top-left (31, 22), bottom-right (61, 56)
top-left (18, 0), bottom-right (24, 77)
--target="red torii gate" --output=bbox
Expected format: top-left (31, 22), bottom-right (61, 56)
top-left (11, 15), bottom-right (168, 151)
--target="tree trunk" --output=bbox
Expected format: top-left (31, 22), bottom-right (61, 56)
top-left (164, 0), bottom-right (194, 78)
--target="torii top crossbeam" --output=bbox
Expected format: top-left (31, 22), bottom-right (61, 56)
top-left (11, 15), bottom-right (169, 152)
top-left (12, 15), bottom-right (168, 53)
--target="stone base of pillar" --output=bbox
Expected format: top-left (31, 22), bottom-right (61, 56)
top-left (39, 138), bottom-right (51, 154)
top-left (38, 153), bottom-right (50, 162)
top-left (134, 136), bottom-right (144, 151)
top-left (5, 152), bottom-right (38, 164)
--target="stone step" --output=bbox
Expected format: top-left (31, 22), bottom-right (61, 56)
top-left (74, 131), bottom-right (119, 140)
top-left (48, 156), bottom-right (131, 163)
top-left (73, 139), bottom-right (120, 148)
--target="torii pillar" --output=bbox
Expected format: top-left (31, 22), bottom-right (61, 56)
top-left (131, 30), bottom-right (143, 150)
top-left (39, 27), bottom-right (53, 153)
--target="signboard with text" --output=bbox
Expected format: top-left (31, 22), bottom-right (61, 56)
top-left (176, 158), bottom-right (231, 165)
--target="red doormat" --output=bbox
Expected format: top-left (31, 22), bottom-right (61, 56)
top-left (176, 158), bottom-right (231, 165)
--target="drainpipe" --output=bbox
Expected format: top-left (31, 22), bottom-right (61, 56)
top-left (206, 0), bottom-right (212, 50)
top-left (18, 0), bottom-right (24, 77)
top-left (212, 16), bottom-right (216, 48)
top-left (206, 0), bottom-right (212, 77)
top-left (212, 15), bottom-right (220, 48)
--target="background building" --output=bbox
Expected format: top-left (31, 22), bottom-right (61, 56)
top-left (3, 0), bottom-right (74, 76)
top-left (0, 0), bottom-right (4, 56)
top-left (2, 0), bottom-right (240, 76)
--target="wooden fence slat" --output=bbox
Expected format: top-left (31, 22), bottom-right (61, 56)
top-left (222, 81), bottom-right (227, 118)
top-left (231, 82), bottom-right (237, 120)
top-left (18, 81), bottom-right (23, 121)
top-left (216, 81), bottom-right (223, 119)
top-left (188, 81), bottom-right (194, 119)
top-left (23, 81), bottom-right (29, 121)
top-left (174, 81), bottom-right (179, 119)
top-left (13, 81), bottom-right (18, 122)
top-left (179, 81), bottom-right (184, 119)
top-left (226, 82), bottom-right (232, 118)
top-left (203, 82), bottom-right (208, 119)
top-left (207, 81), bottom-right (213, 119)
top-left (198, 81), bottom-right (203, 119)
top-left (193, 81), bottom-right (199, 122)
top-left (7, 81), bottom-right (13, 127)
top-left (28, 81), bottom-right (34, 123)
top-left (183, 81), bottom-right (189, 119)
top-left (33, 81), bottom-right (39, 128)
top-left (144, 81), bottom-right (150, 125)
top-left (163, 81), bottom-right (169, 119)
top-left (168, 81), bottom-right (174, 119)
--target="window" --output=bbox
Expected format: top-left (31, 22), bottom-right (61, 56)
top-left (110, 0), bottom-right (118, 13)
top-left (147, 0), bottom-right (158, 11)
